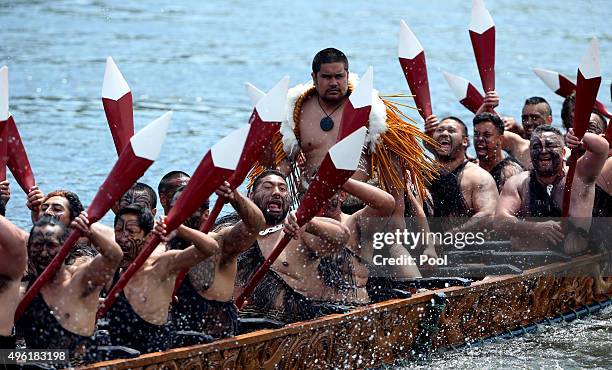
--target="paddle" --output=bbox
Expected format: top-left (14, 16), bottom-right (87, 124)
top-left (15, 111), bottom-right (172, 321)
top-left (0, 67), bottom-right (8, 182)
top-left (469, 0), bottom-right (496, 94)
top-left (561, 38), bottom-right (601, 221)
top-left (398, 20), bottom-right (432, 120)
top-left (443, 71), bottom-right (497, 115)
top-left (0, 66), bottom-right (35, 194)
top-left (235, 67), bottom-right (374, 309)
top-left (96, 102), bottom-right (286, 318)
top-left (102, 57), bottom-right (135, 155)
top-left (533, 68), bottom-right (611, 119)
top-left (171, 76), bottom-right (288, 299)
top-left (199, 76), bottom-right (288, 233)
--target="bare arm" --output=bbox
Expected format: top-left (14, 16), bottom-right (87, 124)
top-left (0, 180), bottom-right (10, 216)
top-left (164, 224), bottom-right (220, 274)
top-left (0, 215), bottom-right (28, 280)
top-left (284, 211), bottom-right (349, 255)
top-left (71, 212), bottom-right (123, 290)
top-left (214, 182), bottom-right (265, 257)
top-left (26, 186), bottom-right (45, 224)
top-left (502, 130), bottom-right (529, 156)
top-left (494, 174), bottom-right (564, 244)
top-left (574, 132), bottom-right (609, 183)
top-left (342, 178), bottom-right (394, 217)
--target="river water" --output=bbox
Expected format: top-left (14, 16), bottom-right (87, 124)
top-left (1, 0), bottom-right (610, 368)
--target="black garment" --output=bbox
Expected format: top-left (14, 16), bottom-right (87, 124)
top-left (15, 294), bottom-right (93, 358)
top-left (172, 276), bottom-right (238, 339)
top-left (590, 185), bottom-right (612, 249)
top-left (490, 156), bottom-right (523, 191)
top-left (105, 273), bottom-right (174, 354)
top-left (236, 241), bottom-right (320, 324)
top-left (593, 185), bottom-right (612, 218)
top-left (0, 334), bottom-right (15, 349)
top-left (428, 161), bottom-right (474, 218)
top-left (527, 170), bottom-right (563, 217)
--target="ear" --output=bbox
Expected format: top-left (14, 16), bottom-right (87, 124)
top-left (547, 115), bottom-right (553, 124)
top-left (151, 208), bottom-right (157, 217)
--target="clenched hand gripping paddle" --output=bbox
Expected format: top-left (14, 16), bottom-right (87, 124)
top-left (398, 20), bottom-right (432, 120)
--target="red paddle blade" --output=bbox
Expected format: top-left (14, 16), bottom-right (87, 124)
top-left (469, 0), bottom-right (495, 93)
top-left (398, 20), bottom-right (432, 120)
top-left (102, 57), bottom-right (134, 155)
top-left (2, 66), bottom-right (35, 192)
top-left (443, 71), bottom-right (484, 114)
top-left (337, 66), bottom-right (373, 141)
top-left (533, 68), bottom-right (576, 97)
top-left (88, 111), bottom-right (172, 222)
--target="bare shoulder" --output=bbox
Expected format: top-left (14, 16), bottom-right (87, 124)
top-left (503, 170), bottom-right (529, 190)
top-left (463, 162), bottom-right (496, 187)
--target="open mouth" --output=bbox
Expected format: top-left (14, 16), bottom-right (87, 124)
top-left (538, 154), bottom-right (552, 165)
top-left (437, 138), bottom-right (451, 151)
top-left (266, 199), bottom-right (283, 213)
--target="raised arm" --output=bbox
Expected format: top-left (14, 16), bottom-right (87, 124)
top-left (342, 178), bottom-right (394, 217)
top-left (214, 182), bottom-right (265, 257)
top-left (71, 212), bottom-right (123, 290)
top-left (26, 185), bottom-right (45, 224)
top-left (0, 215), bottom-right (28, 280)
top-left (567, 130), bottom-right (609, 183)
top-left (159, 222), bottom-right (220, 274)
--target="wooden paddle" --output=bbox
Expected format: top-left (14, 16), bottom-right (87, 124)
top-left (398, 20), bottom-right (432, 120)
top-left (561, 38), bottom-right (602, 221)
top-left (469, 0), bottom-right (496, 94)
top-left (102, 57), bottom-right (135, 155)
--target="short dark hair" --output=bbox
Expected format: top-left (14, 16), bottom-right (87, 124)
top-left (312, 48), bottom-right (349, 74)
top-left (473, 112), bottom-right (504, 135)
top-left (524, 96), bottom-right (552, 116)
top-left (561, 92), bottom-right (576, 130)
top-left (251, 169), bottom-right (287, 193)
top-left (440, 116), bottom-right (469, 137)
top-left (43, 190), bottom-right (84, 221)
top-left (591, 109), bottom-right (608, 133)
top-left (122, 182), bottom-right (158, 210)
top-left (0, 199), bottom-right (5, 217)
top-left (531, 125), bottom-right (564, 144)
top-left (158, 171), bottom-right (190, 197)
top-left (114, 204), bottom-right (155, 234)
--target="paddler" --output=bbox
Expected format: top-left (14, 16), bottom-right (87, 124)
top-left (104, 203), bottom-right (219, 353)
top-left (236, 170), bottom-right (350, 323)
top-left (14, 212), bottom-right (123, 363)
top-left (171, 181), bottom-right (264, 339)
top-left (472, 112), bottom-right (524, 191)
top-left (495, 126), bottom-right (608, 253)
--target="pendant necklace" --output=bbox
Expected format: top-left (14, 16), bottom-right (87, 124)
top-left (317, 96), bottom-right (345, 132)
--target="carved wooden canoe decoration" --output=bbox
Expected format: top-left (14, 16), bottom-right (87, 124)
top-left (81, 253), bottom-right (611, 369)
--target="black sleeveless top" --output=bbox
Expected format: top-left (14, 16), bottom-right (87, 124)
top-left (593, 185), bottom-right (612, 218)
top-left (429, 161), bottom-right (474, 218)
top-left (527, 170), bottom-right (563, 217)
top-left (16, 293), bottom-right (93, 354)
top-left (105, 272), bottom-right (174, 354)
top-left (490, 156), bottom-right (523, 191)
top-left (172, 275), bottom-right (238, 339)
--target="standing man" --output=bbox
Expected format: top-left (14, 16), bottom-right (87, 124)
top-left (495, 126), bottom-right (608, 253)
top-left (473, 112), bottom-right (524, 191)
top-left (256, 48), bottom-right (434, 234)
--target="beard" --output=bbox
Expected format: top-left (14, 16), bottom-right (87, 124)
top-left (263, 207), bottom-right (289, 225)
